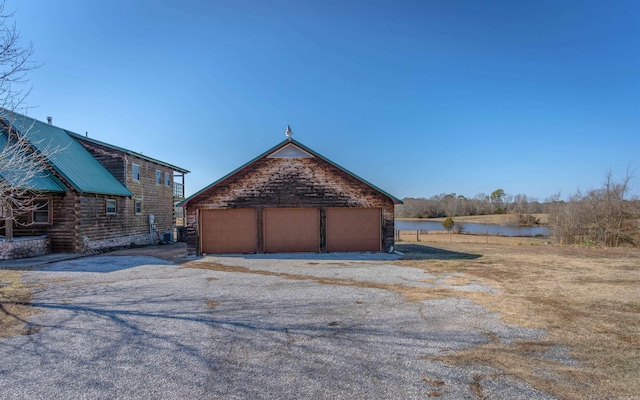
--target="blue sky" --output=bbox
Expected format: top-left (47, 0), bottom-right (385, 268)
top-left (11, 0), bottom-right (640, 200)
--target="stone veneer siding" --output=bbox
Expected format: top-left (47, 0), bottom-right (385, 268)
top-left (82, 232), bottom-right (158, 253)
top-left (0, 236), bottom-right (50, 260)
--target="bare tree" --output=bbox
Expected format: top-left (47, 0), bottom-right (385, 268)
top-left (0, 120), bottom-right (52, 240)
top-left (0, 1), bottom-right (52, 241)
top-left (0, 1), bottom-right (38, 111)
top-left (548, 169), bottom-right (639, 247)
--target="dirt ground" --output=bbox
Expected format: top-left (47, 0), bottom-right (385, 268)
top-left (2, 240), bottom-right (639, 399)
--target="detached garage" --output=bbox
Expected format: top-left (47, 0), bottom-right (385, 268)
top-left (179, 135), bottom-right (402, 255)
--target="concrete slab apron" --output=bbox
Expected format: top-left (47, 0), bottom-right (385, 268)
top-left (0, 255), bottom-right (556, 399)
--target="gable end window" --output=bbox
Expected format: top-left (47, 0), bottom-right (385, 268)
top-left (106, 199), bottom-right (117, 215)
top-left (32, 199), bottom-right (51, 224)
top-left (132, 164), bottom-right (140, 181)
top-left (165, 172), bottom-right (170, 187)
top-left (156, 170), bottom-right (161, 185)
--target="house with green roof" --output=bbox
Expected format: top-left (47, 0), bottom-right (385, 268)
top-left (0, 111), bottom-right (189, 254)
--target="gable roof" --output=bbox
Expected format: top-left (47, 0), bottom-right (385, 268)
top-left (67, 131), bottom-right (190, 174)
top-left (0, 132), bottom-right (67, 193)
top-left (179, 138), bottom-right (402, 207)
top-left (1, 111), bottom-right (132, 196)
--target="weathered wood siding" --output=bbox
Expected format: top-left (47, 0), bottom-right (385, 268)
top-left (76, 195), bottom-right (130, 241)
top-left (75, 140), bottom-right (126, 184)
top-left (185, 156), bottom-right (395, 255)
top-left (7, 137), bottom-right (181, 254)
top-left (78, 139), bottom-right (176, 237)
top-left (123, 153), bottom-right (175, 235)
top-left (51, 192), bottom-right (78, 252)
top-left (10, 192), bottom-right (77, 252)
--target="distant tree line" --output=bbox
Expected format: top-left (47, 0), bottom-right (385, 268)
top-left (547, 170), bottom-right (640, 247)
top-left (396, 171), bottom-right (640, 247)
top-left (395, 188), bottom-right (546, 225)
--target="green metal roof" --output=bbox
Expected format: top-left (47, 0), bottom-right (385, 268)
top-left (65, 131), bottom-right (190, 174)
top-left (0, 132), bottom-right (67, 192)
top-left (1, 111), bottom-right (132, 196)
top-left (179, 138), bottom-right (403, 207)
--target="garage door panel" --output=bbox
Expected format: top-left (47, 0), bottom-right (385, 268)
top-left (327, 208), bottom-right (381, 252)
top-left (264, 208), bottom-right (319, 253)
top-left (201, 209), bottom-right (257, 254)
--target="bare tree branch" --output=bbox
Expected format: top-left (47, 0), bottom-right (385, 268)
top-left (548, 168), bottom-right (639, 247)
top-left (0, 0), bottom-right (55, 241)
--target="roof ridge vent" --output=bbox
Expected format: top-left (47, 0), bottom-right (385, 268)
top-left (267, 143), bottom-right (314, 159)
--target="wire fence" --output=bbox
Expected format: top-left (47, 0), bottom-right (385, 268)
top-left (394, 229), bottom-right (549, 245)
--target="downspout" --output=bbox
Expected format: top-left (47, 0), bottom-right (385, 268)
top-left (149, 214), bottom-right (156, 242)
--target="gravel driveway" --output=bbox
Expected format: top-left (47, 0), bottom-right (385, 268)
top-left (0, 253), bottom-right (555, 399)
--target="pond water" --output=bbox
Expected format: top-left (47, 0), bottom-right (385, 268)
top-left (395, 220), bottom-right (549, 237)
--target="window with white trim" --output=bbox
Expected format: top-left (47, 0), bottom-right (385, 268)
top-left (135, 199), bottom-right (142, 214)
top-left (155, 170), bottom-right (161, 185)
top-left (106, 199), bottom-right (117, 215)
top-left (165, 172), bottom-right (170, 187)
top-left (132, 164), bottom-right (140, 181)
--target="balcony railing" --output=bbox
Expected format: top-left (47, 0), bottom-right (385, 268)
top-left (173, 182), bottom-right (184, 199)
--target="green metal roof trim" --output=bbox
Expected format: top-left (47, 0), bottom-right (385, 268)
top-left (65, 131), bottom-right (190, 174)
top-left (1, 112), bottom-right (132, 197)
top-left (178, 138), bottom-right (403, 207)
top-left (0, 132), bottom-right (67, 192)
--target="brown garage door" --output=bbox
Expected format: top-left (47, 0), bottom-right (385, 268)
top-left (326, 208), bottom-right (381, 252)
top-left (264, 208), bottom-right (319, 253)
top-left (200, 209), bottom-right (257, 254)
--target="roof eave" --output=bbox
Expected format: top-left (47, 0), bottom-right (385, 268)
top-left (67, 131), bottom-right (190, 174)
top-left (178, 139), bottom-right (291, 207)
top-left (179, 138), bottom-right (403, 207)
top-left (289, 139), bottom-right (403, 205)
top-left (80, 189), bottom-right (133, 197)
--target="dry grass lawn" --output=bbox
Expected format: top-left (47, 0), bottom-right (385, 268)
top-left (397, 230), bottom-right (550, 246)
top-left (397, 236), bottom-right (640, 400)
top-left (0, 270), bottom-right (40, 338)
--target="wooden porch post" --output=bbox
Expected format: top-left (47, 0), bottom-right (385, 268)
top-left (5, 207), bottom-right (13, 241)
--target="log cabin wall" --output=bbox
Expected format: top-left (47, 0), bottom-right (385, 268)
top-left (122, 153), bottom-right (175, 236)
top-left (11, 142), bottom-right (178, 253)
top-left (10, 192), bottom-right (77, 252)
top-left (76, 139), bottom-right (175, 246)
top-left (3, 115), bottom-right (186, 255)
